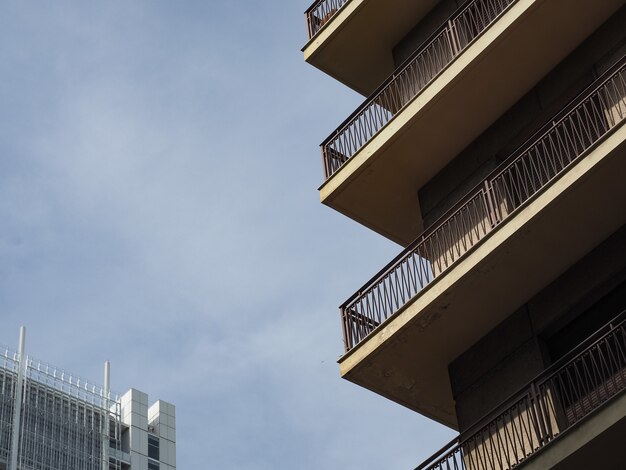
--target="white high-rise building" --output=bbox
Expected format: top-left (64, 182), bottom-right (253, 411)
top-left (0, 327), bottom-right (176, 470)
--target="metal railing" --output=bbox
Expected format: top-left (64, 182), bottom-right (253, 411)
top-left (340, 57), bottom-right (626, 352)
top-left (305, 0), bottom-right (349, 39)
top-left (415, 311), bottom-right (626, 470)
top-left (321, 0), bottom-right (516, 180)
top-left (0, 348), bottom-right (19, 462)
top-left (0, 347), bottom-right (124, 469)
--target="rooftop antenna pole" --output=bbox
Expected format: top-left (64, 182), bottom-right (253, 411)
top-left (9, 326), bottom-right (26, 470)
top-left (103, 361), bottom-right (110, 470)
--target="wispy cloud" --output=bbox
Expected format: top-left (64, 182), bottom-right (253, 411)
top-left (0, 1), bottom-right (455, 468)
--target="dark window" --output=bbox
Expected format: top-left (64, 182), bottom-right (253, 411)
top-left (547, 279), bottom-right (626, 361)
top-left (148, 461), bottom-right (160, 470)
top-left (148, 434), bottom-right (160, 460)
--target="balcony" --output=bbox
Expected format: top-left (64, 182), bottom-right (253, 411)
top-left (303, 0), bottom-right (441, 95)
top-left (338, 58), bottom-right (626, 427)
top-left (319, 0), bottom-right (624, 245)
top-left (110, 447), bottom-right (131, 465)
top-left (415, 312), bottom-right (626, 470)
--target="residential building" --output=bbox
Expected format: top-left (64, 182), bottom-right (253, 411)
top-left (304, 0), bottom-right (626, 467)
top-left (0, 327), bottom-right (176, 470)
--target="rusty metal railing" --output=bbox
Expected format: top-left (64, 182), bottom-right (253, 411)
top-left (340, 56), bottom-right (626, 352)
top-left (415, 311), bottom-right (626, 470)
top-left (305, 0), bottom-right (349, 39)
top-left (321, 0), bottom-right (516, 180)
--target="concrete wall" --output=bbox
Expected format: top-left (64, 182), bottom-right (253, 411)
top-left (449, 225), bottom-right (626, 431)
top-left (392, 0), bottom-right (466, 68)
top-left (449, 307), bottom-right (548, 429)
top-left (418, 6), bottom-right (626, 229)
top-left (120, 388), bottom-right (176, 470)
top-left (148, 400), bottom-right (177, 470)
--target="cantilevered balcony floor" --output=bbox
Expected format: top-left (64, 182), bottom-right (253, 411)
top-left (303, 0), bottom-right (441, 96)
top-left (337, 63), bottom-right (626, 427)
top-left (320, 0), bottom-right (624, 246)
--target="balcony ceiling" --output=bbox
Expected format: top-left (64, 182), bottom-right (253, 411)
top-left (338, 127), bottom-right (626, 428)
top-left (303, 0), bottom-right (441, 96)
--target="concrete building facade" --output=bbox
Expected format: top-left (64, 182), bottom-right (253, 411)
top-left (304, 0), bottom-right (626, 468)
top-left (0, 328), bottom-right (176, 470)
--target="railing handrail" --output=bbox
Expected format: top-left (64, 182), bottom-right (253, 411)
top-left (320, 0), bottom-right (518, 178)
top-left (415, 310), bottom-right (626, 470)
top-left (340, 56), bottom-right (626, 349)
top-left (459, 310), bottom-right (626, 441)
top-left (320, 0), bottom-right (506, 147)
top-left (319, 10), bottom-right (460, 147)
top-left (305, 0), bottom-right (328, 15)
top-left (490, 57), bottom-right (626, 184)
top-left (305, 0), bottom-right (350, 39)
top-left (414, 53), bottom-right (626, 255)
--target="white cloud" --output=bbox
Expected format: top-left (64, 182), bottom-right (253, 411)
top-left (0, 1), bottom-right (455, 468)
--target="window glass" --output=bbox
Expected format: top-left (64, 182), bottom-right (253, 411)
top-left (148, 434), bottom-right (160, 460)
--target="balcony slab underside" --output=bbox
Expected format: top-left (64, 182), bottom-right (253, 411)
top-left (320, 0), bottom-right (624, 246)
top-left (303, 0), bottom-right (441, 96)
top-left (338, 125), bottom-right (626, 429)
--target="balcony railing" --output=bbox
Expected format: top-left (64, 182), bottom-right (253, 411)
top-left (415, 311), bottom-right (626, 470)
top-left (321, 0), bottom-right (517, 180)
top-left (340, 56), bottom-right (626, 352)
top-left (305, 0), bottom-right (349, 39)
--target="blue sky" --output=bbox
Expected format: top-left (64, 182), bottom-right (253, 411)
top-left (0, 1), bottom-right (455, 468)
